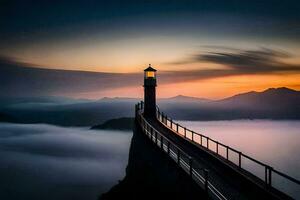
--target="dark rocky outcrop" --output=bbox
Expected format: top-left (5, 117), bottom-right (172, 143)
top-left (0, 112), bottom-right (18, 123)
top-left (91, 117), bottom-right (134, 131)
top-left (100, 121), bottom-right (206, 200)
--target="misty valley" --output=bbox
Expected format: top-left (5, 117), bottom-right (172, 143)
top-left (0, 123), bottom-right (132, 200)
top-left (0, 119), bottom-right (299, 199)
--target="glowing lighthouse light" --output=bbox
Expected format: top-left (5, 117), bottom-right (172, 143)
top-left (144, 64), bottom-right (157, 79)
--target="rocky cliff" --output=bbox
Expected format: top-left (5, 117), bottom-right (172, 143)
top-left (100, 120), bottom-right (205, 199)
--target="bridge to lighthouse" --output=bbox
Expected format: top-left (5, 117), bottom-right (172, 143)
top-left (134, 65), bottom-right (300, 200)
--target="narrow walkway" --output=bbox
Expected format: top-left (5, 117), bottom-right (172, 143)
top-left (146, 118), bottom-right (286, 200)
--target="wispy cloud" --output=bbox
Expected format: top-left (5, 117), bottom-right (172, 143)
top-left (0, 56), bottom-right (142, 97)
top-left (168, 47), bottom-right (300, 74)
top-left (196, 48), bottom-right (296, 72)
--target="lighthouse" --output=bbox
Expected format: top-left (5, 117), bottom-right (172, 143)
top-left (143, 64), bottom-right (157, 118)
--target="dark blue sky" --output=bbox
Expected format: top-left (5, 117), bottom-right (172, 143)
top-left (1, 0), bottom-right (300, 28)
top-left (1, 0), bottom-right (299, 43)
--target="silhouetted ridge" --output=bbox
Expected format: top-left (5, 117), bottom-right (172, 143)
top-left (91, 118), bottom-right (134, 130)
top-left (1, 87), bottom-right (299, 126)
top-left (0, 112), bottom-right (18, 123)
top-left (165, 95), bottom-right (210, 102)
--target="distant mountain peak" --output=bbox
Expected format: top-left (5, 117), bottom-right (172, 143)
top-left (98, 97), bottom-right (141, 102)
top-left (171, 94), bottom-right (192, 99)
top-left (220, 87), bottom-right (300, 103)
top-left (262, 87), bottom-right (297, 93)
top-left (175, 94), bottom-right (185, 98)
top-left (165, 95), bottom-right (210, 102)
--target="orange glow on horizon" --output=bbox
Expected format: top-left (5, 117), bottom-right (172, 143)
top-left (65, 73), bottom-right (300, 100)
top-left (157, 74), bottom-right (300, 99)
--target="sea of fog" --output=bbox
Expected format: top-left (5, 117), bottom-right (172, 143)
top-left (178, 120), bottom-right (300, 198)
top-left (0, 123), bottom-right (132, 200)
top-left (0, 120), bottom-right (299, 199)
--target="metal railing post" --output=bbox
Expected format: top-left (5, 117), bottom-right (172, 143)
top-left (207, 138), bottom-right (209, 149)
top-left (268, 167), bottom-right (273, 187)
top-left (176, 124), bottom-right (179, 132)
top-left (170, 119), bottom-right (173, 129)
top-left (265, 166), bottom-right (268, 185)
top-left (238, 152), bottom-right (242, 168)
top-left (184, 128), bottom-right (186, 138)
top-left (216, 142), bottom-right (219, 154)
top-left (200, 135), bottom-right (202, 146)
top-left (226, 146), bottom-right (229, 160)
top-left (192, 131), bottom-right (194, 141)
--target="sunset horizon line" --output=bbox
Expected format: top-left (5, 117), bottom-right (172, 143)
top-left (8, 86), bottom-right (295, 101)
top-left (88, 86), bottom-right (300, 100)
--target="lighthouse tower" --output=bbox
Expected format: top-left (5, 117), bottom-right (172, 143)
top-left (143, 64), bottom-right (157, 118)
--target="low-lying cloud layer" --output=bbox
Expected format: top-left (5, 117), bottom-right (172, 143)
top-left (0, 123), bottom-right (132, 200)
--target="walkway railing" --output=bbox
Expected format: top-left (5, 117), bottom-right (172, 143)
top-left (135, 102), bottom-right (227, 200)
top-left (149, 102), bottom-right (300, 199)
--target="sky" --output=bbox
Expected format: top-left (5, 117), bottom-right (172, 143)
top-left (0, 0), bottom-right (300, 99)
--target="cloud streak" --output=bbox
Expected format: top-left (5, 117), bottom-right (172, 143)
top-left (0, 56), bottom-right (142, 97)
top-left (167, 47), bottom-right (300, 76)
top-left (195, 48), bottom-right (298, 72)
